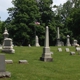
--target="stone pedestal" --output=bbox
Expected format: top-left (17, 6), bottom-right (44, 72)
top-left (40, 26), bottom-right (53, 62)
top-left (0, 54), bottom-right (11, 78)
top-left (56, 39), bottom-right (61, 46)
top-left (66, 35), bottom-right (71, 46)
top-left (35, 35), bottom-right (40, 47)
top-left (2, 38), bottom-right (15, 53)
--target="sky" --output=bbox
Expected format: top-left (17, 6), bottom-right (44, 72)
top-left (0, 0), bottom-right (67, 21)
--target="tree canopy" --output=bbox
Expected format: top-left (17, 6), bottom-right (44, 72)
top-left (0, 0), bottom-right (80, 46)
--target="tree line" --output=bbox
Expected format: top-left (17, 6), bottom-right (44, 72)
top-left (0, 0), bottom-right (80, 46)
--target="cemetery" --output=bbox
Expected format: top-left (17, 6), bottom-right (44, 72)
top-left (0, 27), bottom-right (80, 80)
top-left (0, 46), bottom-right (80, 80)
top-left (0, 0), bottom-right (80, 80)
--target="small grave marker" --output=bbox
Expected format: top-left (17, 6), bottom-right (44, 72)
top-left (76, 47), bottom-right (80, 51)
top-left (70, 51), bottom-right (75, 55)
top-left (65, 48), bottom-right (70, 52)
top-left (58, 48), bottom-right (62, 52)
top-left (5, 60), bottom-right (13, 64)
top-left (19, 60), bottom-right (28, 64)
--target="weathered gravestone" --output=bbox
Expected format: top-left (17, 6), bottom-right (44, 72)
top-left (35, 35), bottom-right (40, 47)
top-left (72, 39), bottom-right (79, 47)
top-left (40, 26), bottom-right (53, 62)
top-left (58, 48), bottom-right (62, 52)
top-left (76, 47), bottom-right (80, 51)
top-left (2, 38), bottom-right (15, 53)
top-left (28, 44), bottom-right (31, 47)
top-left (65, 48), bottom-right (70, 52)
top-left (0, 54), bottom-right (11, 78)
top-left (5, 60), bottom-right (13, 64)
top-left (19, 60), bottom-right (28, 64)
top-left (56, 27), bottom-right (62, 46)
top-left (76, 47), bottom-right (80, 55)
top-left (66, 35), bottom-right (71, 46)
top-left (70, 51), bottom-right (75, 55)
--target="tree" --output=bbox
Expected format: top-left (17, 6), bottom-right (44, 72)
top-left (0, 19), bottom-right (3, 43)
top-left (5, 0), bottom-right (40, 46)
top-left (54, 0), bottom-right (75, 44)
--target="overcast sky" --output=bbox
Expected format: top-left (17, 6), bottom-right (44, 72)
top-left (0, 0), bottom-right (67, 21)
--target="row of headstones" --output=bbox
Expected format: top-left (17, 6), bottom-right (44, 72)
top-left (56, 27), bottom-right (79, 46)
top-left (29, 36), bottom-right (79, 47)
top-left (1, 27), bottom-right (79, 48)
top-left (58, 47), bottom-right (80, 55)
top-left (29, 27), bottom-right (79, 47)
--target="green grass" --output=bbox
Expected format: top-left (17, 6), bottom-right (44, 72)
top-left (0, 46), bottom-right (80, 80)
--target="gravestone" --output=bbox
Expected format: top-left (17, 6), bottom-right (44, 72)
top-left (66, 35), bottom-right (71, 46)
top-left (72, 39), bottom-right (77, 46)
top-left (28, 44), bottom-right (31, 47)
top-left (56, 27), bottom-right (61, 46)
top-left (70, 51), bottom-right (75, 55)
top-left (65, 48), bottom-right (70, 52)
top-left (35, 35), bottom-right (40, 47)
top-left (40, 26), bottom-right (53, 62)
top-left (72, 39), bottom-right (79, 47)
top-left (76, 47), bottom-right (80, 51)
top-left (0, 44), bottom-right (2, 49)
top-left (2, 38), bottom-right (15, 53)
top-left (19, 60), bottom-right (28, 64)
top-left (58, 48), bottom-right (62, 52)
top-left (0, 54), bottom-right (5, 72)
top-left (5, 60), bottom-right (13, 64)
top-left (61, 41), bottom-right (64, 46)
top-left (0, 54), bottom-right (11, 78)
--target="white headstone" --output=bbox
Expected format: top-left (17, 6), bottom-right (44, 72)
top-left (65, 48), bottom-right (70, 52)
top-left (28, 44), bottom-right (31, 47)
top-left (19, 60), bottom-right (28, 64)
top-left (66, 35), bottom-right (71, 46)
top-left (58, 48), bottom-right (62, 52)
top-left (5, 60), bottom-right (13, 64)
top-left (35, 35), bottom-right (40, 47)
top-left (70, 51), bottom-right (75, 55)
top-left (76, 47), bottom-right (80, 51)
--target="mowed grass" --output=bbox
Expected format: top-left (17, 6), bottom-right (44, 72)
top-left (0, 46), bottom-right (80, 80)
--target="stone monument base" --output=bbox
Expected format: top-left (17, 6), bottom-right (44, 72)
top-left (2, 49), bottom-right (15, 53)
top-left (0, 71), bottom-right (11, 78)
top-left (40, 57), bottom-right (53, 62)
top-left (35, 43), bottom-right (40, 47)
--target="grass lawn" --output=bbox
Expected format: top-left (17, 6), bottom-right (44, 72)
top-left (0, 46), bottom-right (80, 80)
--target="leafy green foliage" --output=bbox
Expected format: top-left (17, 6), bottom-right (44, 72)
top-left (4, 0), bottom-right (55, 46)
